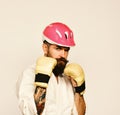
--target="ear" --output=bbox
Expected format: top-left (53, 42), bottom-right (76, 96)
top-left (42, 43), bottom-right (48, 55)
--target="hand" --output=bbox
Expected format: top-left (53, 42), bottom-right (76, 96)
top-left (64, 63), bottom-right (85, 95)
top-left (68, 76), bottom-right (77, 87)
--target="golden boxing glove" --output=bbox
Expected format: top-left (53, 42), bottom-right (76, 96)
top-left (35, 56), bottom-right (57, 88)
top-left (64, 63), bottom-right (85, 95)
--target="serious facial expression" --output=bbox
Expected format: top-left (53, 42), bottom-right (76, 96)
top-left (43, 43), bottom-right (70, 76)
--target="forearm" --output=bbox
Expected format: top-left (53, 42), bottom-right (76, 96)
top-left (34, 86), bottom-right (46, 115)
top-left (74, 93), bottom-right (86, 115)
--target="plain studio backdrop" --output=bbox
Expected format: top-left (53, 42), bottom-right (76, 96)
top-left (0, 0), bottom-right (120, 115)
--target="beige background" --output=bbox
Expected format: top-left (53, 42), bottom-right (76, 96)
top-left (0, 0), bottom-right (120, 115)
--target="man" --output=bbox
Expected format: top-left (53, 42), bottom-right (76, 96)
top-left (16, 22), bottom-right (86, 115)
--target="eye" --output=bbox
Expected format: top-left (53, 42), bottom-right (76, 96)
top-left (64, 48), bottom-right (70, 52)
top-left (55, 46), bottom-right (61, 50)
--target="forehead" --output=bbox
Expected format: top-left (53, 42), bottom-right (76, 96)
top-left (51, 44), bottom-right (70, 50)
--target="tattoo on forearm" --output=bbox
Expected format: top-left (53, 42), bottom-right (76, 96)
top-left (34, 86), bottom-right (46, 115)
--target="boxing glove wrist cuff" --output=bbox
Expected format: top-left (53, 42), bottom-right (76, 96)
top-left (75, 81), bottom-right (85, 94)
top-left (35, 73), bottom-right (50, 83)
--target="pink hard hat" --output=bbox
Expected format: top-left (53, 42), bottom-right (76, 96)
top-left (42, 22), bottom-right (75, 47)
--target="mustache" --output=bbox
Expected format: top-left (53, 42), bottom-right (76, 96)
top-left (56, 57), bottom-right (69, 64)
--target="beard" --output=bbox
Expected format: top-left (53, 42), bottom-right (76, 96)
top-left (53, 57), bottom-right (68, 77)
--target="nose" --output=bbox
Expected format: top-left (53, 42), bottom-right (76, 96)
top-left (60, 49), bottom-right (66, 58)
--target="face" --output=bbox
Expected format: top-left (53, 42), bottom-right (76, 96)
top-left (43, 43), bottom-right (70, 76)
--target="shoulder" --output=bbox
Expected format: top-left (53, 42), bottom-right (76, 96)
top-left (23, 63), bottom-right (36, 75)
top-left (16, 63), bottom-right (36, 97)
top-left (18, 63), bottom-right (36, 85)
top-left (22, 63), bottom-right (36, 81)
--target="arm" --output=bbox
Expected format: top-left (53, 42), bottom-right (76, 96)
top-left (16, 64), bottom-right (37, 115)
top-left (34, 86), bottom-right (46, 115)
top-left (64, 63), bottom-right (86, 115)
top-left (74, 93), bottom-right (86, 115)
top-left (34, 56), bottom-right (57, 114)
